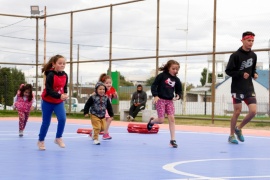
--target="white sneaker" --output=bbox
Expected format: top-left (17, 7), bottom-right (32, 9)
top-left (93, 139), bottom-right (100, 145)
top-left (129, 116), bottom-right (134, 121)
top-left (127, 115), bottom-right (130, 121)
top-left (19, 130), bottom-right (23, 137)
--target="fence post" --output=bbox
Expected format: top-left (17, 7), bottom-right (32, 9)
top-left (204, 91), bottom-right (206, 115)
top-left (4, 75), bottom-right (7, 110)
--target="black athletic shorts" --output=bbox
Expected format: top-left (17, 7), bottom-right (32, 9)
top-left (231, 92), bottom-right (257, 105)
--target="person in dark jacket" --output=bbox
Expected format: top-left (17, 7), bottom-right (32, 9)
top-left (147, 60), bottom-right (182, 148)
top-left (127, 84), bottom-right (147, 121)
top-left (37, 54), bottom-right (68, 150)
top-left (84, 82), bottom-right (114, 145)
top-left (225, 31), bottom-right (258, 144)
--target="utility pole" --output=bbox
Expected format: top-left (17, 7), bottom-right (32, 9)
top-left (77, 44), bottom-right (80, 98)
top-left (268, 39), bottom-right (270, 116)
top-left (43, 6), bottom-right (47, 91)
top-left (177, 0), bottom-right (189, 115)
top-left (44, 6), bottom-right (46, 64)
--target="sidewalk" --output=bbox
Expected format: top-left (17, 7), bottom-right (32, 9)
top-left (1, 116), bottom-right (270, 137)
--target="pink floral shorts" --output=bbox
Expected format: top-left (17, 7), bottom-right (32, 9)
top-left (156, 99), bottom-right (175, 118)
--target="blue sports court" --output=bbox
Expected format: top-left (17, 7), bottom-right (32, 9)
top-left (0, 118), bottom-right (270, 180)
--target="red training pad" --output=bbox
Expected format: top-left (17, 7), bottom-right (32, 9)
top-left (127, 123), bottom-right (159, 134)
top-left (77, 128), bottom-right (104, 135)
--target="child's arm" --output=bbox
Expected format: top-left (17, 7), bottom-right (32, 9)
top-left (112, 91), bottom-right (118, 99)
top-left (31, 95), bottom-right (36, 111)
top-left (106, 98), bottom-right (114, 118)
top-left (84, 96), bottom-right (93, 117)
top-left (13, 95), bottom-right (18, 109)
top-left (174, 78), bottom-right (182, 100)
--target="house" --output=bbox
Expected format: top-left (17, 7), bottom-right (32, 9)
top-left (215, 69), bottom-right (269, 115)
top-left (215, 69), bottom-right (269, 102)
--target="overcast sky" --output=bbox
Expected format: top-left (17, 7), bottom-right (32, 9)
top-left (0, 0), bottom-right (270, 86)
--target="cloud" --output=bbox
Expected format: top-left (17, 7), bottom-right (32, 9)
top-left (0, 0), bottom-right (270, 86)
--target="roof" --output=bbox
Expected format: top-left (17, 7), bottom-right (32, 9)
top-left (215, 69), bottom-right (269, 90)
top-left (256, 69), bottom-right (269, 89)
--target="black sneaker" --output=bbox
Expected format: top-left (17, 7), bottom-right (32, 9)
top-left (147, 117), bottom-right (154, 131)
top-left (170, 140), bottom-right (178, 148)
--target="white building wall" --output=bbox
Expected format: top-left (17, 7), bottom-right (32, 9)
top-left (119, 77), bottom-right (269, 116)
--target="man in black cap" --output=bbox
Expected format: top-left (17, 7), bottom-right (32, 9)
top-left (127, 84), bottom-right (147, 121)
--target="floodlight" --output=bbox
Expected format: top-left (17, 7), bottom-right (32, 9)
top-left (31, 6), bottom-right (40, 15)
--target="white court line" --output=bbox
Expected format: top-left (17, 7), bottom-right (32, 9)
top-left (163, 158), bottom-right (270, 180)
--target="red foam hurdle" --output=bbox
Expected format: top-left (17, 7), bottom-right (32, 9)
top-left (77, 128), bottom-right (104, 135)
top-left (127, 123), bottom-right (159, 134)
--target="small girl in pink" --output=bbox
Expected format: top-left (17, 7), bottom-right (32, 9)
top-left (13, 84), bottom-right (36, 137)
top-left (99, 73), bottom-right (118, 140)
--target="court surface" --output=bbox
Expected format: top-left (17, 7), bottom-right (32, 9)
top-left (0, 117), bottom-right (270, 180)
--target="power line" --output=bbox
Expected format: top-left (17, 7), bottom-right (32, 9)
top-left (0, 34), bottom-right (191, 53)
top-left (0, 18), bottom-right (28, 29)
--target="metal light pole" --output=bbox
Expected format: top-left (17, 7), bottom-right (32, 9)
top-left (30, 6), bottom-right (40, 106)
top-left (177, 0), bottom-right (189, 115)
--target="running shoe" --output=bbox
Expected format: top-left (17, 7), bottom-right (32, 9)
top-left (37, 141), bottom-right (46, 150)
top-left (234, 126), bottom-right (244, 142)
top-left (147, 117), bottom-right (154, 131)
top-left (129, 116), bottom-right (134, 121)
top-left (127, 115), bottom-right (130, 121)
top-left (170, 140), bottom-right (178, 148)
top-left (19, 130), bottom-right (23, 137)
top-left (102, 133), bottom-right (112, 140)
top-left (93, 140), bottom-right (100, 145)
top-left (228, 135), bottom-right (238, 144)
top-left (54, 138), bottom-right (65, 148)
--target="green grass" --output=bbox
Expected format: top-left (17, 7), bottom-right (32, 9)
top-left (1, 110), bottom-right (270, 130)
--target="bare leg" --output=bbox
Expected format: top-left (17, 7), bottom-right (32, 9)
top-left (103, 117), bottom-right (112, 134)
top-left (151, 117), bottom-right (164, 124)
top-left (239, 104), bottom-right (257, 129)
top-left (167, 115), bottom-right (175, 140)
top-left (230, 103), bottom-right (242, 135)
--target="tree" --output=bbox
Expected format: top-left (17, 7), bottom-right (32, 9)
top-left (145, 76), bottom-right (155, 86)
top-left (0, 67), bottom-right (25, 106)
top-left (200, 68), bottom-right (212, 86)
top-left (182, 82), bottom-right (195, 91)
top-left (119, 74), bottom-right (133, 86)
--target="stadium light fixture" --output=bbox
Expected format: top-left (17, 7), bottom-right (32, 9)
top-left (30, 6), bottom-right (40, 15)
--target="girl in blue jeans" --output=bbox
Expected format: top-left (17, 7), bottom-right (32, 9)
top-left (37, 55), bottom-right (68, 150)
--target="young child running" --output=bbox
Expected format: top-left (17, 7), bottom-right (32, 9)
top-left (99, 73), bottom-right (118, 140)
top-left (84, 82), bottom-right (114, 145)
top-left (13, 84), bottom-right (36, 137)
top-left (37, 54), bottom-right (68, 150)
top-left (147, 60), bottom-right (182, 148)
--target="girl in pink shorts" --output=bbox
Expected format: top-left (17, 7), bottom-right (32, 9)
top-left (147, 60), bottom-right (182, 148)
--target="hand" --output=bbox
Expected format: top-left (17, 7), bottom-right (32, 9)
top-left (243, 72), bottom-right (249, 79)
top-left (61, 93), bottom-right (68, 100)
top-left (254, 73), bottom-right (258, 80)
top-left (30, 106), bottom-right (35, 111)
top-left (84, 114), bottom-right (89, 118)
top-left (153, 96), bottom-right (159, 104)
top-left (173, 94), bottom-right (180, 101)
top-left (112, 92), bottom-right (118, 99)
